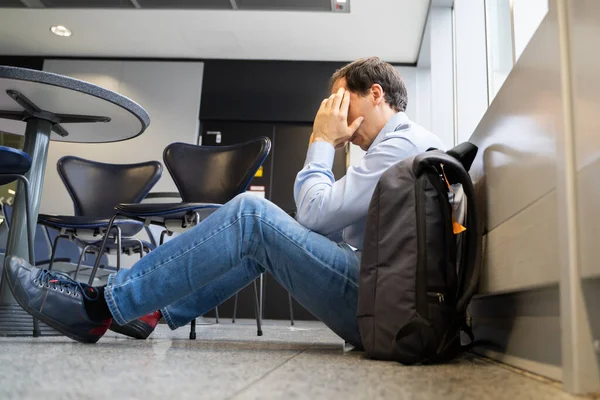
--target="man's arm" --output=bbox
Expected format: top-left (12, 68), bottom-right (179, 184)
top-left (293, 138), bottom-right (418, 235)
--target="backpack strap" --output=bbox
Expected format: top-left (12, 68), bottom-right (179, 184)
top-left (447, 142), bottom-right (478, 173)
top-left (412, 150), bottom-right (482, 315)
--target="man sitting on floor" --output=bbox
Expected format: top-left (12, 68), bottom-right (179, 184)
top-left (3, 57), bottom-right (445, 345)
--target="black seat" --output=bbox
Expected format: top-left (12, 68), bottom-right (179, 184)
top-left (115, 138), bottom-right (271, 233)
top-left (39, 215), bottom-right (144, 237)
top-left (37, 156), bottom-right (162, 281)
top-left (90, 137), bottom-right (272, 337)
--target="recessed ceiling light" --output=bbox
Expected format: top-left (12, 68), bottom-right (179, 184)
top-left (337, 0), bottom-right (347, 3)
top-left (50, 25), bottom-right (72, 37)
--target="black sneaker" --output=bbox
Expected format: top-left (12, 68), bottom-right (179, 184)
top-left (109, 311), bottom-right (161, 339)
top-left (3, 256), bottom-right (111, 344)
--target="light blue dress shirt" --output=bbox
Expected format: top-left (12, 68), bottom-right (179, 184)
top-left (293, 112), bottom-right (446, 250)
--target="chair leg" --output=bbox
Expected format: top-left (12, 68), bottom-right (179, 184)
top-left (189, 318), bottom-right (196, 340)
top-left (138, 239), bottom-right (145, 259)
top-left (19, 178), bottom-right (35, 265)
top-left (232, 294), bottom-right (238, 323)
top-left (20, 178), bottom-right (39, 338)
top-left (288, 293), bottom-right (295, 326)
top-left (88, 214), bottom-right (119, 286)
top-left (252, 279), bottom-right (263, 336)
top-left (215, 306), bottom-right (220, 324)
top-left (159, 229), bottom-right (172, 246)
top-left (259, 274), bottom-right (264, 321)
top-left (48, 234), bottom-right (69, 271)
top-left (115, 226), bottom-right (122, 272)
top-left (73, 244), bottom-right (92, 280)
top-left (32, 318), bottom-right (40, 338)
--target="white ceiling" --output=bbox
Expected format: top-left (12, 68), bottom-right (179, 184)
top-left (0, 0), bottom-right (430, 63)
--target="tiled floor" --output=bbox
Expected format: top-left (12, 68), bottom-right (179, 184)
top-left (0, 319), bottom-right (580, 400)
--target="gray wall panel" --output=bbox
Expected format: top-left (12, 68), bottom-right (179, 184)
top-left (569, 1), bottom-right (600, 280)
top-left (470, 5), bottom-right (561, 292)
top-left (469, 9), bottom-right (561, 233)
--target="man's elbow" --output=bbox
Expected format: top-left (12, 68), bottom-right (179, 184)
top-left (295, 210), bottom-right (326, 233)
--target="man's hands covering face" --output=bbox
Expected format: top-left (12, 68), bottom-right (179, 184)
top-left (311, 88), bottom-right (364, 149)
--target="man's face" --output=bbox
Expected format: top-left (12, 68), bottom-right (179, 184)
top-left (330, 78), bottom-right (377, 150)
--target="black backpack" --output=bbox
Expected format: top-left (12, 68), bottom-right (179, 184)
top-left (357, 142), bottom-right (482, 364)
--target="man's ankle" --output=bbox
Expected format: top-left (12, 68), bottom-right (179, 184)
top-left (83, 286), bottom-right (113, 321)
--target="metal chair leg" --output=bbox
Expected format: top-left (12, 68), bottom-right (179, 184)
top-left (288, 293), bottom-right (295, 326)
top-left (88, 214), bottom-right (119, 285)
top-left (159, 229), bottom-right (172, 246)
top-left (189, 318), bottom-right (196, 340)
top-left (136, 239), bottom-right (145, 259)
top-left (32, 318), bottom-right (40, 338)
top-left (19, 178), bottom-right (39, 337)
top-left (252, 279), bottom-right (262, 336)
top-left (115, 226), bottom-right (122, 272)
top-left (48, 234), bottom-right (69, 271)
top-left (215, 306), bottom-right (220, 323)
top-left (259, 274), bottom-right (264, 321)
top-left (232, 294), bottom-right (238, 323)
top-left (73, 244), bottom-right (92, 280)
top-left (19, 178), bottom-right (34, 265)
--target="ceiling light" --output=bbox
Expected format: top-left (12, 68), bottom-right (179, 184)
top-left (8, 189), bottom-right (15, 195)
top-left (336, 0), bottom-right (347, 3)
top-left (50, 25), bottom-right (72, 37)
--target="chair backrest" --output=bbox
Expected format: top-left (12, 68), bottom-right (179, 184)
top-left (163, 137), bottom-right (271, 203)
top-left (0, 145), bottom-right (32, 186)
top-left (0, 204), bottom-right (9, 253)
top-left (57, 156), bottom-right (163, 217)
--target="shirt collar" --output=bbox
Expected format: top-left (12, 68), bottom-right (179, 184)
top-left (367, 112), bottom-right (410, 151)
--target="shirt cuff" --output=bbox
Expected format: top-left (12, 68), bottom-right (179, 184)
top-left (305, 141), bottom-right (335, 168)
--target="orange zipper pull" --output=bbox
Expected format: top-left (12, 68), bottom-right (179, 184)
top-left (441, 164), bottom-right (466, 235)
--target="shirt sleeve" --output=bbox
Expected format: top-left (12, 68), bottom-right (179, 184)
top-left (293, 137), bottom-right (419, 235)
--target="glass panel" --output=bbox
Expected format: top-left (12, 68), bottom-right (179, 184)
top-left (512, 0), bottom-right (548, 60)
top-left (485, 0), bottom-right (515, 103)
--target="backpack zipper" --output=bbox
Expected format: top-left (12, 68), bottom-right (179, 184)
top-left (428, 292), bottom-right (446, 304)
top-left (415, 174), bottom-right (429, 318)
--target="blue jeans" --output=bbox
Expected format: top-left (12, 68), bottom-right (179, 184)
top-left (104, 193), bottom-right (362, 347)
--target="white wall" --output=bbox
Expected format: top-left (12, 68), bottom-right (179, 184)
top-left (429, 7), bottom-right (455, 150)
top-left (416, 67), bottom-right (432, 132)
top-left (40, 60), bottom-right (204, 215)
top-left (454, 0), bottom-right (489, 143)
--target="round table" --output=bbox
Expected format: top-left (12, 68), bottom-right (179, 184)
top-left (0, 66), bottom-right (150, 336)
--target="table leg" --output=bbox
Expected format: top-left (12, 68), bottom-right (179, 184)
top-left (0, 118), bottom-right (54, 336)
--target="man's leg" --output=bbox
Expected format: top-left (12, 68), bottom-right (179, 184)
top-left (160, 259), bottom-right (259, 330)
top-left (106, 193), bottom-right (362, 346)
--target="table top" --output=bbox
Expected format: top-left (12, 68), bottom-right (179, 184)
top-left (0, 66), bottom-right (150, 143)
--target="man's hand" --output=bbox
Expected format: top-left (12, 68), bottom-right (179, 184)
top-left (311, 88), bottom-right (364, 148)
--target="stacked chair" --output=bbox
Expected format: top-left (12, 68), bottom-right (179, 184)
top-left (89, 137), bottom-right (273, 338)
top-left (37, 156), bottom-right (162, 282)
top-left (3, 138), bottom-right (296, 339)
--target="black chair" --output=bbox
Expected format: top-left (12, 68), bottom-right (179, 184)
top-left (37, 156), bottom-right (162, 283)
top-left (92, 137), bottom-right (271, 338)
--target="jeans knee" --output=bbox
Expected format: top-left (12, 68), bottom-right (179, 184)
top-left (230, 192), bottom-right (268, 215)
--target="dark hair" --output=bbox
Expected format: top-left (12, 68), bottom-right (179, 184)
top-left (329, 57), bottom-right (408, 112)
